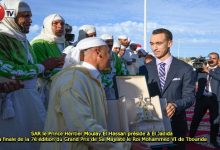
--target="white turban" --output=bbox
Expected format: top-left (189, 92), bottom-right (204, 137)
top-left (100, 34), bottom-right (113, 40)
top-left (80, 25), bottom-right (96, 34)
top-left (77, 25), bottom-right (96, 41)
top-left (118, 35), bottom-right (128, 40)
top-left (113, 41), bottom-right (121, 48)
top-left (0, 0), bottom-right (31, 41)
top-left (63, 37), bottom-right (107, 68)
top-left (31, 14), bottom-right (65, 43)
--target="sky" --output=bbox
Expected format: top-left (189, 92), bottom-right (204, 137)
top-left (26, 0), bottom-right (220, 58)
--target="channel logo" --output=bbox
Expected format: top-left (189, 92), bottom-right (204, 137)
top-left (0, 4), bottom-right (15, 21)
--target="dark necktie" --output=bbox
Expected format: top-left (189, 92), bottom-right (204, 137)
top-left (159, 62), bottom-right (166, 90)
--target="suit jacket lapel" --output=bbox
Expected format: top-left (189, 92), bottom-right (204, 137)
top-left (162, 57), bottom-right (178, 94)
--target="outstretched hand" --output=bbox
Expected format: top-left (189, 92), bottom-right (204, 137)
top-left (42, 57), bottom-right (64, 71)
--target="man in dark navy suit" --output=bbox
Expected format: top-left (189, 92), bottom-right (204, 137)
top-left (189, 52), bottom-right (220, 148)
top-left (139, 28), bottom-right (195, 150)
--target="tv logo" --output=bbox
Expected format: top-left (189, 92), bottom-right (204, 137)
top-left (0, 5), bottom-right (15, 21)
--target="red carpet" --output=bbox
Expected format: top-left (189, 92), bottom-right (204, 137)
top-left (186, 105), bottom-right (220, 150)
top-left (186, 143), bottom-right (219, 150)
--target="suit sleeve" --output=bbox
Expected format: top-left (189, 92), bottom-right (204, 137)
top-left (175, 67), bottom-right (196, 111)
top-left (139, 65), bottom-right (148, 76)
top-left (209, 68), bottom-right (220, 81)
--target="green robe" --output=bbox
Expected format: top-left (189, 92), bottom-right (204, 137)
top-left (31, 39), bottom-right (67, 108)
top-left (101, 52), bottom-right (123, 88)
top-left (119, 58), bottom-right (129, 76)
top-left (0, 34), bottom-right (41, 80)
top-left (0, 34), bottom-right (45, 150)
top-left (31, 39), bottom-right (65, 78)
top-left (31, 39), bottom-right (63, 63)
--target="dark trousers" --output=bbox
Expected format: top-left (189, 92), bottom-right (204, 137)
top-left (189, 95), bottom-right (219, 142)
top-left (152, 142), bottom-right (185, 150)
top-left (152, 113), bottom-right (187, 150)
